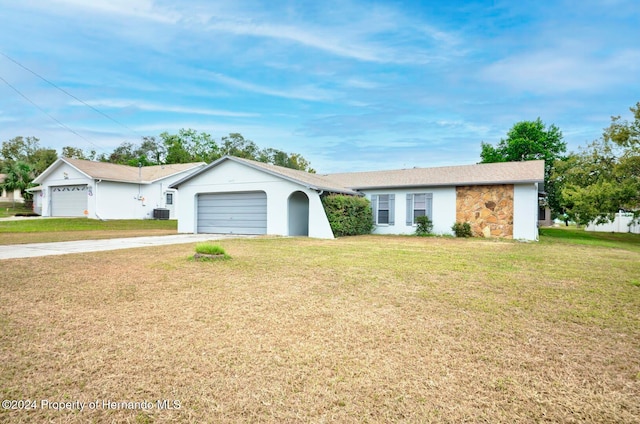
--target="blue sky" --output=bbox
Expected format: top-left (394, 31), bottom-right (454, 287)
top-left (1, 0), bottom-right (638, 172)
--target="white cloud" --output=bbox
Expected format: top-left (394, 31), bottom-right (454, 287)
top-left (203, 72), bottom-right (338, 102)
top-left (33, 0), bottom-right (459, 65)
top-left (48, 0), bottom-right (180, 23)
top-left (78, 99), bottom-right (260, 118)
top-left (204, 19), bottom-right (391, 63)
top-left (481, 47), bottom-right (640, 95)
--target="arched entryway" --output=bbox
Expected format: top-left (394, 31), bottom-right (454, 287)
top-left (288, 191), bottom-right (309, 236)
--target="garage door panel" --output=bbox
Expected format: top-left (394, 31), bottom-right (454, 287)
top-left (199, 213), bottom-right (267, 221)
top-left (198, 206), bottom-right (267, 214)
top-left (199, 198), bottom-right (266, 208)
top-left (197, 192), bottom-right (267, 234)
top-left (51, 185), bottom-right (88, 217)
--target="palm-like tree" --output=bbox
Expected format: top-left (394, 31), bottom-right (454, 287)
top-left (1, 161), bottom-right (34, 206)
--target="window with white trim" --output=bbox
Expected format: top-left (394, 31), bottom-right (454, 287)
top-left (166, 192), bottom-right (174, 205)
top-left (371, 194), bottom-right (395, 225)
top-left (406, 193), bottom-right (432, 225)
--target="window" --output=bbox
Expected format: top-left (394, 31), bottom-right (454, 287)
top-left (406, 193), bottom-right (432, 225)
top-left (413, 194), bottom-right (426, 222)
top-left (538, 206), bottom-right (546, 220)
top-left (378, 195), bottom-right (390, 224)
top-left (166, 192), bottom-right (174, 205)
top-left (371, 194), bottom-right (395, 225)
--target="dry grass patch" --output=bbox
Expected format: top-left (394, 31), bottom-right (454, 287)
top-left (1, 236), bottom-right (639, 423)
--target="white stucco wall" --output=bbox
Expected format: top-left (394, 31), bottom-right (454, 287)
top-left (93, 181), bottom-right (149, 219)
top-left (362, 187), bottom-right (457, 236)
top-left (32, 189), bottom-right (43, 214)
top-left (513, 183), bottom-right (539, 241)
top-left (174, 160), bottom-right (335, 239)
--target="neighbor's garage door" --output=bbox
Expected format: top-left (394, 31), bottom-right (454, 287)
top-left (197, 192), bottom-right (267, 234)
top-left (51, 185), bottom-right (88, 217)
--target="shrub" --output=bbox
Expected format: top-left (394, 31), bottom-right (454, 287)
top-left (321, 194), bottom-right (373, 237)
top-left (452, 222), bottom-right (472, 238)
top-left (195, 243), bottom-right (226, 255)
top-left (415, 215), bottom-right (433, 236)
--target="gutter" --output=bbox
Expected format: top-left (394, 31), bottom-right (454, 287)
top-left (94, 179), bottom-right (106, 221)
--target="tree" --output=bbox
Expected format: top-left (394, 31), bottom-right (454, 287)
top-left (93, 129), bottom-right (315, 171)
top-left (30, 148), bottom-right (58, 176)
top-left (259, 148), bottom-right (315, 173)
top-left (557, 102), bottom-right (640, 226)
top-left (220, 133), bottom-right (259, 159)
top-left (160, 132), bottom-right (196, 164)
top-left (135, 136), bottom-right (166, 165)
top-left (1, 136), bottom-right (40, 163)
top-left (0, 161), bottom-right (34, 206)
top-left (105, 142), bottom-right (137, 164)
top-left (62, 146), bottom-right (96, 160)
top-left (0, 136), bottom-right (57, 179)
top-left (480, 118), bottom-right (566, 217)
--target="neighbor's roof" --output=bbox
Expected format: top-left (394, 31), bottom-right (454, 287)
top-left (34, 157), bottom-right (206, 184)
top-left (170, 156), bottom-right (544, 192)
top-left (325, 160), bottom-right (545, 189)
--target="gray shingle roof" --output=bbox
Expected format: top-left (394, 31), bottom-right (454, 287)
top-left (170, 156), bottom-right (545, 193)
top-left (35, 158), bottom-right (206, 184)
top-left (325, 160), bottom-right (545, 189)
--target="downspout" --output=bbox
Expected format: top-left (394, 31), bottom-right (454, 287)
top-left (95, 179), bottom-right (105, 221)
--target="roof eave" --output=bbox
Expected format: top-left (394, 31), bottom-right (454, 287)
top-left (349, 179), bottom-right (544, 190)
top-left (315, 186), bottom-right (361, 196)
top-left (146, 163), bottom-right (207, 183)
top-left (95, 178), bottom-right (152, 184)
top-left (33, 158), bottom-right (92, 183)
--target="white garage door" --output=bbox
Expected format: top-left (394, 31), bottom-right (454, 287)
top-left (51, 185), bottom-right (88, 217)
top-left (197, 192), bottom-right (267, 234)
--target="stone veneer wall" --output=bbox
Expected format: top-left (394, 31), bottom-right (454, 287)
top-left (456, 185), bottom-right (514, 238)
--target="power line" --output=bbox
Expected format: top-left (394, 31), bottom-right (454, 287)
top-left (0, 75), bottom-right (108, 151)
top-left (0, 51), bottom-right (142, 139)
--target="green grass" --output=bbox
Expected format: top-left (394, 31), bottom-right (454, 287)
top-left (540, 226), bottom-right (640, 253)
top-left (195, 243), bottom-right (226, 255)
top-left (0, 202), bottom-right (33, 218)
top-left (0, 218), bottom-right (177, 233)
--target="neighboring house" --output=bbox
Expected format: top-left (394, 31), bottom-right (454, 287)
top-left (170, 156), bottom-right (545, 241)
top-left (538, 192), bottom-right (553, 227)
top-left (0, 174), bottom-right (25, 204)
top-left (29, 158), bottom-right (206, 219)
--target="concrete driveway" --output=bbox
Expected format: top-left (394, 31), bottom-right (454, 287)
top-left (0, 234), bottom-right (253, 260)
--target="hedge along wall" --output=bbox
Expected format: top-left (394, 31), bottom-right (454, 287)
top-left (321, 194), bottom-right (374, 237)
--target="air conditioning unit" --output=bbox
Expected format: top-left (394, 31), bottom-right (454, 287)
top-left (153, 208), bottom-right (170, 220)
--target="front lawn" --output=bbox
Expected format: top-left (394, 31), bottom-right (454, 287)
top-left (1, 234), bottom-right (638, 423)
top-left (0, 218), bottom-right (177, 244)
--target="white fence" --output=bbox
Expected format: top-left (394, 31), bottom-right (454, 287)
top-left (586, 212), bottom-right (640, 234)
